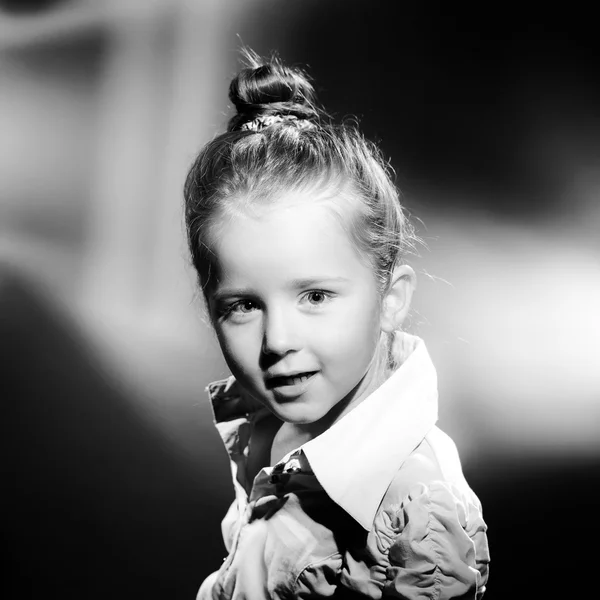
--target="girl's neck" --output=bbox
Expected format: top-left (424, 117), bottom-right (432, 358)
top-left (270, 422), bottom-right (318, 466)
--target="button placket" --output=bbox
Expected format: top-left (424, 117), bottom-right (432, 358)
top-left (269, 454), bottom-right (302, 492)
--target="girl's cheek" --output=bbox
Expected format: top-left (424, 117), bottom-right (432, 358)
top-left (224, 322), bottom-right (263, 357)
top-left (216, 324), bottom-right (245, 356)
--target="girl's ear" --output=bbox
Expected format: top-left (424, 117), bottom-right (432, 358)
top-left (380, 264), bottom-right (416, 333)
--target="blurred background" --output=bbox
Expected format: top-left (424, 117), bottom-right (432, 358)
top-left (1, 0), bottom-right (599, 598)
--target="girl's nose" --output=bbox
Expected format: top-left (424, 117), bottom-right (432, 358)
top-left (261, 309), bottom-right (301, 356)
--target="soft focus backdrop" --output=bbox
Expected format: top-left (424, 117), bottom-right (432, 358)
top-left (2, 1), bottom-right (599, 598)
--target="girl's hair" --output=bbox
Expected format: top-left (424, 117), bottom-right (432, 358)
top-left (184, 49), bottom-right (419, 297)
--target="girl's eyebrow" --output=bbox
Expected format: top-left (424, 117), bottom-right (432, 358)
top-left (213, 277), bottom-right (350, 299)
top-left (211, 287), bottom-right (253, 300)
top-left (287, 276), bottom-right (350, 289)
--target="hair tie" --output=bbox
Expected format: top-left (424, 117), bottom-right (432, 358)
top-left (240, 114), bottom-right (315, 132)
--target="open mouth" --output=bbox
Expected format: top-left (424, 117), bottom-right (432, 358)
top-left (267, 371), bottom-right (318, 389)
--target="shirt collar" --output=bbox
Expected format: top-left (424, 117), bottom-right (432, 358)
top-left (206, 335), bottom-right (438, 530)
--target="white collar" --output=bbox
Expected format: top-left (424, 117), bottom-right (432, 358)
top-left (207, 336), bottom-right (438, 530)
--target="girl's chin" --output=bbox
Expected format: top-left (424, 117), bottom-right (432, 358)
top-left (269, 404), bottom-right (326, 426)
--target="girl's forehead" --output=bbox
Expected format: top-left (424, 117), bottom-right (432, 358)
top-left (220, 199), bottom-right (347, 245)
top-left (210, 196), bottom-right (370, 283)
top-left (216, 184), bottom-right (362, 236)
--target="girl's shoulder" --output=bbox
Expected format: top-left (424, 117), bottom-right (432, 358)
top-left (369, 427), bottom-right (490, 599)
top-left (372, 425), bottom-right (488, 562)
top-left (381, 425), bottom-right (479, 510)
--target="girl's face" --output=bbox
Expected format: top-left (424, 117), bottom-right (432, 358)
top-left (207, 192), bottom-right (385, 427)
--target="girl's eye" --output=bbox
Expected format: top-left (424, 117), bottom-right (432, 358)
top-left (230, 299), bottom-right (258, 314)
top-left (303, 290), bottom-right (333, 306)
top-left (218, 299), bottom-right (259, 321)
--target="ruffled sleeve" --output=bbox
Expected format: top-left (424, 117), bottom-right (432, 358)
top-left (383, 481), bottom-right (490, 599)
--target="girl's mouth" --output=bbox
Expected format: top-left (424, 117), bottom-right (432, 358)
top-left (266, 371), bottom-right (318, 391)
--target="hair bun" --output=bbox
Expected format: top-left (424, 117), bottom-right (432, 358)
top-left (227, 49), bottom-right (320, 131)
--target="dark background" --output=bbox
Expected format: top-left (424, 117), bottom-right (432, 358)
top-left (2, 1), bottom-right (599, 598)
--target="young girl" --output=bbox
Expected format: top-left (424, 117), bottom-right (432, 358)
top-left (184, 50), bottom-right (490, 600)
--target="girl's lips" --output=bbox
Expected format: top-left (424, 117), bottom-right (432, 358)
top-left (267, 371), bottom-right (318, 398)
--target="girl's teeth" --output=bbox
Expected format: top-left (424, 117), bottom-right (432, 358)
top-left (284, 374), bottom-right (310, 385)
